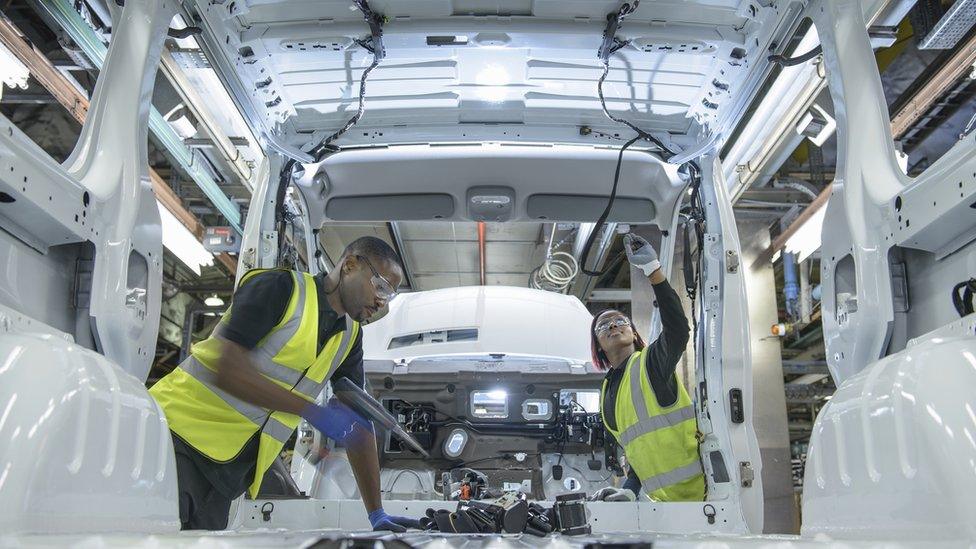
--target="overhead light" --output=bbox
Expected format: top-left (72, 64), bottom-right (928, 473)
top-left (724, 25), bottom-right (822, 197)
top-left (784, 203), bottom-right (828, 263)
top-left (163, 104), bottom-right (196, 140)
top-left (204, 295), bottom-right (224, 307)
top-left (443, 428), bottom-right (468, 458)
top-left (475, 65), bottom-right (510, 102)
top-left (0, 43), bottom-right (29, 96)
top-left (157, 201), bottom-right (215, 275)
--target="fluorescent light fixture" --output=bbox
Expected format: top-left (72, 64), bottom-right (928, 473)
top-left (0, 43), bottom-right (29, 92)
top-left (724, 25), bottom-right (822, 196)
top-left (157, 201), bottom-right (214, 275)
top-left (784, 203), bottom-right (828, 263)
top-left (204, 295), bottom-right (224, 307)
top-left (475, 65), bottom-right (510, 102)
top-left (572, 222), bottom-right (596, 259)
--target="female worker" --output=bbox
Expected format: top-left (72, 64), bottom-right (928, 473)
top-left (588, 234), bottom-right (705, 502)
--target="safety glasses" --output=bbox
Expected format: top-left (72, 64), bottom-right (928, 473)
top-left (595, 316), bottom-right (631, 336)
top-left (357, 255), bottom-right (398, 302)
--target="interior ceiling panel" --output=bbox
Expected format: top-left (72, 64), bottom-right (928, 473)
top-left (395, 221), bottom-right (545, 291)
top-left (186, 0), bottom-right (786, 150)
top-left (298, 144), bottom-right (682, 226)
top-left (318, 222), bottom-right (394, 265)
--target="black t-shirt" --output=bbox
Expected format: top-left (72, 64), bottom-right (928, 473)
top-left (601, 278), bottom-right (690, 432)
top-left (178, 270), bottom-right (365, 498)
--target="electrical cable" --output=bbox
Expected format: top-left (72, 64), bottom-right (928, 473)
top-left (383, 469), bottom-right (427, 494)
top-left (578, 136), bottom-right (641, 277)
top-left (952, 278), bottom-right (976, 317)
top-left (530, 225), bottom-right (581, 292)
top-left (768, 44), bottom-right (823, 67)
top-left (577, 0), bottom-right (686, 279)
top-left (307, 0), bottom-right (384, 161)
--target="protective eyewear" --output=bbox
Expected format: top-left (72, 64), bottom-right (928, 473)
top-left (595, 316), bottom-right (631, 335)
top-left (357, 255), bottom-right (398, 301)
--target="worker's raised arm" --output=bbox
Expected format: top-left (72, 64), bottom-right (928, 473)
top-left (623, 234), bottom-right (691, 397)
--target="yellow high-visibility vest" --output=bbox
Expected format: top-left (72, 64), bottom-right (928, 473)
top-left (600, 349), bottom-right (705, 501)
top-left (150, 269), bottom-right (360, 498)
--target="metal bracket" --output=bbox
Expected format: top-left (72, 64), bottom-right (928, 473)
top-left (739, 461), bottom-right (755, 488)
top-left (725, 249), bottom-right (739, 273)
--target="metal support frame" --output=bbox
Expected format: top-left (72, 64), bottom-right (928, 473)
top-left (22, 0), bottom-right (178, 381)
top-left (752, 184), bottom-right (831, 267)
top-left (694, 155), bottom-right (764, 533)
top-left (159, 49), bottom-right (259, 189)
top-left (890, 30), bottom-right (976, 140)
top-left (813, 0), bottom-right (910, 385)
top-left (0, 10), bottom-right (237, 274)
top-left (811, 0), bottom-right (976, 387)
top-left (38, 0), bottom-right (244, 232)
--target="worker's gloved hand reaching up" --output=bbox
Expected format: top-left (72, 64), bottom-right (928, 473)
top-left (369, 508), bottom-right (422, 532)
top-left (588, 486), bottom-right (637, 502)
top-left (623, 233), bottom-right (661, 277)
top-left (301, 398), bottom-right (370, 443)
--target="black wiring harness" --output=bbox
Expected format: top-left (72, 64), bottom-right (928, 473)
top-left (579, 0), bottom-right (706, 286)
top-left (952, 278), bottom-right (976, 318)
top-left (307, 0), bottom-right (386, 162)
top-left (272, 0), bottom-right (384, 265)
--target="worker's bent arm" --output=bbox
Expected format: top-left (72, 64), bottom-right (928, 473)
top-left (214, 338), bottom-right (310, 416)
top-left (345, 425), bottom-right (383, 512)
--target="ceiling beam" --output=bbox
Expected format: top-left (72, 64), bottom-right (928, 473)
top-left (890, 30), bottom-right (976, 140)
top-left (752, 183), bottom-right (831, 267)
top-left (477, 221), bottom-right (486, 286)
top-left (0, 11), bottom-right (237, 275)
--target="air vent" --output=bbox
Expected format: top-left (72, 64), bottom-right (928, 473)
top-left (389, 328), bottom-right (478, 349)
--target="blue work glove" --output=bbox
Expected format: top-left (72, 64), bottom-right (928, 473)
top-left (300, 398), bottom-right (370, 443)
top-left (368, 508), bottom-right (422, 532)
top-left (623, 233), bottom-right (661, 276)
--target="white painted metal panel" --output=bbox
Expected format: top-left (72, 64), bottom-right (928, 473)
top-left (802, 331), bottom-right (976, 540)
top-left (0, 306), bottom-right (179, 534)
top-left (363, 285), bottom-right (592, 361)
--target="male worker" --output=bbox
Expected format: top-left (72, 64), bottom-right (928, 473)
top-left (151, 236), bottom-right (419, 531)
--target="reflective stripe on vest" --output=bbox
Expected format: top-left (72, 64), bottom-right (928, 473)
top-left (264, 416), bottom-right (297, 444)
top-left (601, 350), bottom-right (704, 502)
top-left (641, 461), bottom-right (704, 493)
top-left (616, 405), bottom-right (697, 447)
top-left (179, 355), bottom-right (267, 422)
top-left (292, 315), bottom-right (355, 399)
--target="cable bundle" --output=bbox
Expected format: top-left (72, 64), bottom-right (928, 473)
top-left (530, 251), bottom-right (580, 293)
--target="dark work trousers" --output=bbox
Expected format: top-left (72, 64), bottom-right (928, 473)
top-left (173, 442), bottom-right (236, 530)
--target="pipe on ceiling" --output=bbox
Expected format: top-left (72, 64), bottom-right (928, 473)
top-left (478, 221), bottom-right (486, 286)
